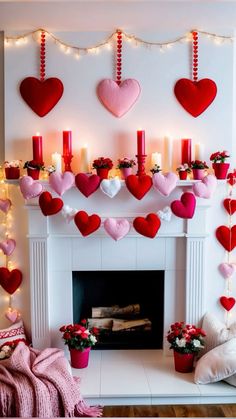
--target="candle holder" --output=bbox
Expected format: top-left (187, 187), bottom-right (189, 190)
top-left (136, 154), bottom-right (147, 176)
top-left (62, 154), bottom-right (73, 172)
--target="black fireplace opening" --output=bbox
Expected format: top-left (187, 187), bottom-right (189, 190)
top-left (72, 270), bottom-right (164, 350)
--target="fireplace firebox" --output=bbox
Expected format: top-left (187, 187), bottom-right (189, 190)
top-left (72, 270), bottom-right (164, 349)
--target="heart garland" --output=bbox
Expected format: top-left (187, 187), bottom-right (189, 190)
top-left (126, 175), bottom-right (152, 200)
top-left (49, 171), bottom-right (75, 196)
top-left (20, 176), bottom-right (43, 199)
top-left (39, 191), bottom-right (64, 216)
top-left (152, 172), bottom-right (178, 197)
top-left (220, 296), bottom-right (236, 312)
top-left (133, 213), bottom-right (161, 238)
top-left (171, 192), bottom-right (196, 219)
top-left (100, 178), bottom-right (122, 198)
top-left (0, 267), bottom-right (22, 295)
top-left (192, 175), bottom-right (217, 199)
top-left (74, 211), bottom-right (101, 237)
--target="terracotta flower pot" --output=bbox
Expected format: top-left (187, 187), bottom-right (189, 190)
top-left (192, 168), bottom-right (206, 180)
top-left (212, 162), bottom-right (230, 179)
top-left (70, 347), bottom-right (91, 369)
top-left (5, 167), bottom-right (20, 179)
top-left (121, 167), bottom-right (132, 179)
top-left (178, 171), bottom-right (188, 180)
top-left (173, 351), bottom-right (195, 373)
top-left (96, 168), bottom-right (109, 180)
top-left (27, 168), bottom-right (40, 180)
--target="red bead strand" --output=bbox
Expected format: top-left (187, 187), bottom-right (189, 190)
top-left (40, 30), bottom-right (46, 82)
top-left (192, 31), bottom-right (198, 82)
top-left (116, 30), bottom-right (122, 85)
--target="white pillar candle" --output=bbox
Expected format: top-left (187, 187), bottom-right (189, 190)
top-left (151, 152), bottom-right (162, 168)
top-left (164, 136), bottom-right (173, 171)
top-left (80, 144), bottom-right (90, 173)
top-left (52, 152), bottom-right (62, 173)
top-left (195, 143), bottom-right (205, 161)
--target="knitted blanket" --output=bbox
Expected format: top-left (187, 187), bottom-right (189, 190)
top-left (0, 342), bottom-right (102, 417)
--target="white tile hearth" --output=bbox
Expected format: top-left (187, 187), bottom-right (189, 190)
top-left (71, 350), bottom-right (236, 406)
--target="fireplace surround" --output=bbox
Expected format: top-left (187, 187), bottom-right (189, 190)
top-left (26, 181), bottom-right (208, 350)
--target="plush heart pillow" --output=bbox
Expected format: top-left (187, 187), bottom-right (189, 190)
top-left (152, 172), bottom-right (178, 197)
top-left (0, 320), bottom-right (27, 348)
top-left (74, 211), bottom-right (101, 237)
top-left (126, 175), bottom-right (152, 200)
top-left (39, 191), bottom-right (63, 216)
top-left (49, 171), bottom-right (74, 196)
top-left (75, 173), bottom-right (100, 197)
top-left (0, 267), bottom-right (22, 294)
top-left (171, 192), bottom-right (196, 219)
top-left (200, 312), bottom-right (236, 355)
top-left (215, 225), bottom-right (236, 252)
top-left (20, 176), bottom-right (43, 199)
top-left (133, 213), bottom-right (161, 238)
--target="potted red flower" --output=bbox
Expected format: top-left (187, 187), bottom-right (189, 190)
top-left (59, 319), bottom-right (99, 368)
top-left (190, 160), bottom-right (209, 180)
top-left (92, 157), bottom-right (113, 179)
top-left (4, 160), bottom-right (22, 179)
top-left (210, 151), bottom-right (230, 179)
top-left (166, 321), bottom-right (206, 373)
top-left (23, 160), bottom-right (45, 180)
top-left (176, 164), bottom-right (191, 180)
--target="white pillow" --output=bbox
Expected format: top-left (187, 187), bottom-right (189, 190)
top-left (201, 312), bottom-right (236, 354)
top-left (0, 320), bottom-right (27, 348)
top-left (194, 338), bottom-right (236, 384)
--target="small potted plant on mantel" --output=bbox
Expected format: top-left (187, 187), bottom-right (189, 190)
top-left (210, 150), bottom-right (230, 179)
top-left (92, 157), bottom-right (113, 180)
top-left (4, 160), bottom-right (22, 179)
top-left (117, 157), bottom-right (136, 179)
top-left (23, 160), bottom-right (45, 180)
top-left (176, 164), bottom-right (191, 180)
top-left (190, 160), bottom-right (209, 180)
top-left (150, 164), bottom-right (162, 175)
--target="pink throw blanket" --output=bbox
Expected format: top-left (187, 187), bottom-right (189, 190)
top-left (0, 342), bottom-right (102, 417)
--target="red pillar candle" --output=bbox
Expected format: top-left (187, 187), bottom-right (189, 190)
top-left (63, 131), bottom-right (72, 156)
top-left (137, 130), bottom-right (145, 155)
top-left (32, 134), bottom-right (43, 163)
top-left (181, 138), bottom-right (192, 165)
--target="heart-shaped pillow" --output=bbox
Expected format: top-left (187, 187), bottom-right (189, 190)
top-left (133, 213), bottom-right (161, 238)
top-left (223, 199), bottom-right (236, 215)
top-left (20, 77), bottom-right (64, 117)
top-left (215, 225), bottom-right (236, 252)
top-left (126, 175), bottom-right (152, 200)
top-left (75, 173), bottom-right (100, 197)
top-left (0, 239), bottom-right (16, 256)
top-left (100, 178), bottom-right (121, 198)
top-left (219, 263), bottom-right (236, 279)
top-left (174, 78), bottom-right (217, 117)
top-left (39, 191), bottom-right (63, 216)
top-left (104, 218), bottom-right (130, 241)
top-left (0, 267), bottom-right (22, 295)
top-left (97, 79), bottom-right (141, 117)
top-left (171, 192), bottom-right (196, 219)
top-left (74, 210), bottom-right (101, 237)
top-left (0, 199), bottom-right (12, 214)
top-left (49, 171), bottom-right (75, 196)
top-left (220, 296), bottom-right (236, 311)
top-left (152, 172), bottom-right (178, 196)
top-left (20, 176), bottom-right (43, 199)
top-left (192, 175), bottom-right (217, 199)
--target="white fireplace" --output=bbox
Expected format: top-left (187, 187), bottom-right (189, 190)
top-left (26, 181), bottom-right (208, 350)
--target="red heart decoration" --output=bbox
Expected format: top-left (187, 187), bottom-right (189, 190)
top-left (174, 78), bottom-right (217, 117)
top-left (0, 267), bottom-right (22, 295)
top-left (223, 199), bottom-right (236, 215)
top-left (133, 213), bottom-right (161, 238)
top-left (39, 191), bottom-right (63, 216)
top-left (75, 173), bottom-right (100, 197)
top-left (74, 211), bottom-right (101, 237)
top-left (171, 192), bottom-right (196, 219)
top-left (126, 175), bottom-right (152, 200)
top-left (215, 225), bottom-right (236, 252)
top-left (220, 296), bottom-right (236, 311)
top-left (20, 77), bottom-right (64, 117)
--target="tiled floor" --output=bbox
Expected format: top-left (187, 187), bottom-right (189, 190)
top-left (71, 350), bottom-right (236, 406)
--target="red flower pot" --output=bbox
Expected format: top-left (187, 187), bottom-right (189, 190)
top-left (173, 351), bottom-right (195, 373)
top-left (212, 163), bottom-right (230, 179)
top-left (192, 168), bottom-right (206, 180)
top-left (5, 167), bottom-right (20, 179)
top-left (96, 168), bottom-right (109, 180)
top-left (178, 171), bottom-right (188, 180)
top-left (70, 347), bottom-right (91, 369)
top-left (27, 168), bottom-right (40, 180)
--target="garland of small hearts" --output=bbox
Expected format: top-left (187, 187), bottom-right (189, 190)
top-left (215, 173), bottom-right (236, 321)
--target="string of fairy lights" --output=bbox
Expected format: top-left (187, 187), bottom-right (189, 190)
top-left (4, 28), bottom-right (234, 59)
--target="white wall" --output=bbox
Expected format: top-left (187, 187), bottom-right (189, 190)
top-left (1, 1), bottom-right (236, 333)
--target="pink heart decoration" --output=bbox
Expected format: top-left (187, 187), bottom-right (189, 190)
top-left (5, 309), bottom-right (19, 323)
top-left (171, 192), bottom-right (196, 219)
top-left (192, 175), bottom-right (217, 199)
top-left (20, 176), bottom-right (43, 199)
top-left (97, 79), bottom-right (141, 117)
top-left (219, 263), bottom-right (236, 279)
top-left (49, 171), bottom-right (75, 196)
top-left (152, 172), bottom-right (178, 196)
top-left (104, 218), bottom-right (130, 241)
top-left (0, 199), bottom-right (12, 214)
top-left (0, 239), bottom-right (16, 256)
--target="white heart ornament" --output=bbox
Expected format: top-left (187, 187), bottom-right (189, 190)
top-left (5, 309), bottom-right (19, 323)
top-left (49, 171), bottom-right (75, 196)
top-left (219, 263), bottom-right (236, 279)
top-left (157, 206), bottom-right (172, 222)
top-left (100, 178), bottom-right (121, 198)
top-left (152, 172), bottom-right (178, 196)
top-left (104, 218), bottom-right (130, 241)
top-left (61, 205), bottom-right (77, 223)
top-left (20, 175), bottom-right (43, 199)
top-left (192, 175), bottom-right (217, 199)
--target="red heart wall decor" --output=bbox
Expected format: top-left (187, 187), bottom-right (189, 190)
top-left (74, 211), bottom-right (101, 237)
top-left (126, 175), bottom-right (152, 200)
top-left (133, 213), bottom-right (161, 238)
top-left (215, 225), bottom-right (236, 252)
top-left (174, 78), bottom-right (217, 117)
top-left (75, 173), bottom-right (101, 197)
top-left (20, 77), bottom-right (64, 117)
top-left (220, 296), bottom-right (236, 311)
top-left (171, 192), bottom-right (196, 219)
top-left (223, 199), bottom-right (236, 215)
top-left (0, 267), bottom-right (22, 295)
top-left (39, 191), bottom-right (63, 216)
